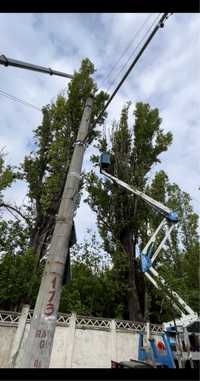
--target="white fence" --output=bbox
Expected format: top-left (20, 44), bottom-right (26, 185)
top-left (0, 308), bottom-right (163, 368)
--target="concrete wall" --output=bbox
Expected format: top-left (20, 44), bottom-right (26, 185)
top-left (0, 326), bottom-right (17, 368)
top-left (15, 324), bottom-right (139, 368)
top-left (0, 310), bottom-right (162, 368)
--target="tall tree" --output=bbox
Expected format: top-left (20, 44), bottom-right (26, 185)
top-left (0, 152), bottom-right (37, 311)
top-left (22, 58), bottom-right (109, 260)
top-left (85, 102), bottom-right (173, 320)
top-left (0, 58), bottom-right (109, 311)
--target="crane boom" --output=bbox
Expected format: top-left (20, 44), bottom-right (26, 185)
top-left (100, 156), bottom-right (198, 326)
top-left (101, 169), bottom-right (178, 223)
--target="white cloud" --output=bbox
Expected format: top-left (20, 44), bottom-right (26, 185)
top-left (0, 12), bottom-right (199, 242)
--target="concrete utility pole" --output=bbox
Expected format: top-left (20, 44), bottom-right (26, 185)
top-left (22, 96), bottom-right (94, 368)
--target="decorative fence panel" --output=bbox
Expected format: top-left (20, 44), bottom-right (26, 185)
top-left (0, 310), bottom-right (163, 334)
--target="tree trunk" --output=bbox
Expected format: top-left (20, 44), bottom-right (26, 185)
top-left (128, 258), bottom-right (144, 321)
top-left (30, 215), bottom-right (55, 259)
top-left (121, 231), bottom-right (143, 321)
top-left (30, 173), bottom-right (68, 260)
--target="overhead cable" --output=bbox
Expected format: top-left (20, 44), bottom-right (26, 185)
top-left (99, 13), bottom-right (154, 89)
top-left (106, 13), bottom-right (162, 95)
top-left (0, 88), bottom-right (42, 112)
top-left (92, 13), bottom-right (173, 131)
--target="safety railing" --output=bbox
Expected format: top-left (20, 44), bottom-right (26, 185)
top-left (0, 310), bottom-right (163, 334)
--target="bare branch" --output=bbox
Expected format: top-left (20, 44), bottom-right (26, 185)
top-left (0, 202), bottom-right (30, 225)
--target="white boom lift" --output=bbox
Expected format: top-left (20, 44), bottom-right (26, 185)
top-left (100, 153), bottom-right (198, 329)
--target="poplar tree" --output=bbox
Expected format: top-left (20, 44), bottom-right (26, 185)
top-left (85, 102), bottom-right (173, 320)
top-left (22, 58), bottom-right (109, 260)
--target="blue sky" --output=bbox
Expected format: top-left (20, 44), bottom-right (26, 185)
top-left (0, 13), bottom-right (199, 242)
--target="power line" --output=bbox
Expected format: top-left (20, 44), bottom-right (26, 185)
top-left (99, 13), bottom-right (154, 89)
top-left (92, 13), bottom-right (172, 132)
top-left (0, 88), bottom-right (42, 112)
top-left (106, 13), bottom-right (162, 95)
top-left (0, 88), bottom-right (41, 111)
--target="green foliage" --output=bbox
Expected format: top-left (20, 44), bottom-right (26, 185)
top-left (86, 102), bottom-right (172, 252)
top-left (182, 241), bottom-right (200, 313)
top-left (85, 102), bottom-right (173, 320)
top-left (0, 219), bottom-right (30, 256)
top-left (0, 153), bottom-right (17, 204)
top-left (132, 103), bottom-right (172, 185)
top-left (23, 58), bottom-right (109, 219)
top-left (60, 234), bottom-right (112, 316)
top-left (21, 58), bottom-right (109, 260)
top-left (0, 218), bottom-right (40, 311)
top-left (0, 249), bottom-right (42, 311)
top-left (146, 171), bottom-right (200, 321)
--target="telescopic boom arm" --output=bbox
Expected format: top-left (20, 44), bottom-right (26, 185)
top-left (100, 155), bottom-right (197, 324)
top-left (101, 169), bottom-right (178, 222)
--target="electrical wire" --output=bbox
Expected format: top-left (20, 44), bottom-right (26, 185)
top-left (0, 88), bottom-right (42, 112)
top-left (106, 13), bottom-right (162, 95)
top-left (99, 13), bottom-right (155, 90)
top-left (0, 88), bottom-right (41, 112)
top-left (90, 13), bottom-right (172, 133)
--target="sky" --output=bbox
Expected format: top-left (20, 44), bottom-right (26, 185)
top-left (0, 13), bottom-right (199, 243)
